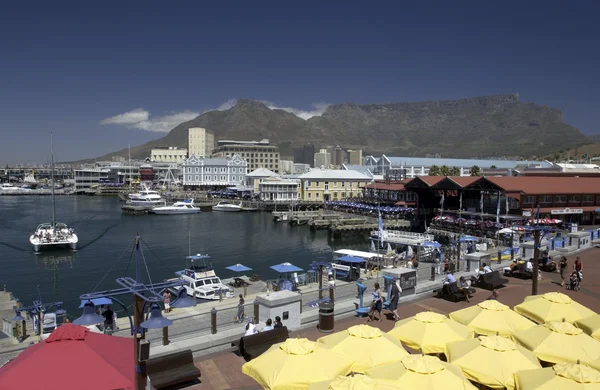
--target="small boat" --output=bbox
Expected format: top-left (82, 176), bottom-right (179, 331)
top-left (150, 199), bottom-right (201, 215)
top-left (0, 183), bottom-right (22, 191)
top-left (127, 184), bottom-right (163, 206)
top-left (29, 134), bottom-right (78, 251)
top-left (174, 254), bottom-right (234, 300)
top-left (212, 201), bottom-right (242, 212)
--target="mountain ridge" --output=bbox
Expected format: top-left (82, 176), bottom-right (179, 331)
top-left (78, 94), bottom-right (590, 163)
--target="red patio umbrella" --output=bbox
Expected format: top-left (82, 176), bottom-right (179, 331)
top-left (0, 323), bottom-right (134, 390)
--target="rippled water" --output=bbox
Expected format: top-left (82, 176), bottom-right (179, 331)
top-left (0, 196), bottom-right (367, 313)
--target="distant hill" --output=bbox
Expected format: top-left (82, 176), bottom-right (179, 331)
top-left (84, 93), bottom-right (589, 162)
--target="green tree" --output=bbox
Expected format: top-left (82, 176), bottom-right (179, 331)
top-left (469, 165), bottom-right (481, 176)
top-left (440, 165), bottom-right (450, 176)
top-left (428, 165), bottom-right (441, 176)
top-left (450, 166), bottom-right (461, 176)
top-left (490, 165), bottom-right (497, 169)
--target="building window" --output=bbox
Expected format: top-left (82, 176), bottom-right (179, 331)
top-left (540, 195), bottom-right (552, 203)
top-left (187, 175), bottom-right (192, 181)
top-left (341, 181), bottom-right (345, 187)
top-left (569, 195), bottom-right (581, 203)
top-left (583, 195), bottom-right (594, 203)
top-left (523, 196), bottom-right (535, 204)
top-left (195, 168), bottom-right (199, 173)
top-left (554, 195), bottom-right (566, 203)
top-left (308, 193), bottom-right (312, 199)
top-left (187, 167), bottom-right (191, 173)
top-left (324, 182), bottom-right (329, 190)
top-left (206, 175), bottom-right (211, 181)
top-left (316, 193), bottom-right (320, 199)
top-left (221, 175), bottom-right (225, 181)
top-left (195, 175), bottom-right (199, 181)
top-left (333, 181), bottom-right (337, 187)
top-left (342, 192), bottom-right (346, 198)
top-left (315, 182), bottom-right (319, 187)
top-left (333, 192), bottom-right (338, 198)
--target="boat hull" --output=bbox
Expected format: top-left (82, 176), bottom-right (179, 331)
top-left (30, 234), bottom-right (78, 252)
top-left (212, 207), bottom-right (241, 212)
top-left (151, 209), bottom-right (201, 215)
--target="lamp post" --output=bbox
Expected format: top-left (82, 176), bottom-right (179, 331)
top-left (17, 285), bottom-right (66, 340)
top-left (74, 235), bottom-right (196, 390)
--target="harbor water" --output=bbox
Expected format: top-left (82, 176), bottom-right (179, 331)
top-left (0, 196), bottom-right (367, 315)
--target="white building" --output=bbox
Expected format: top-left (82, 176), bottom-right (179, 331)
top-left (279, 160), bottom-right (294, 174)
top-left (365, 155), bottom-right (553, 178)
top-left (259, 177), bottom-right (300, 202)
top-left (74, 168), bottom-right (110, 193)
top-left (188, 127), bottom-right (215, 157)
top-left (182, 154), bottom-right (247, 188)
top-left (246, 167), bottom-right (279, 193)
top-left (150, 147), bottom-right (188, 163)
top-left (314, 149), bottom-right (331, 169)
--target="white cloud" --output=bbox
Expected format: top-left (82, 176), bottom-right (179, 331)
top-left (100, 108), bottom-right (149, 125)
top-left (260, 101), bottom-right (330, 120)
top-left (100, 99), bottom-right (329, 133)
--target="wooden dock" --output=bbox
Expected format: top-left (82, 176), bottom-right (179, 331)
top-left (272, 210), bottom-right (324, 222)
top-left (329, 221), bottom-right (412, 238)
top-left (309, 217), bottom-right (367, 231)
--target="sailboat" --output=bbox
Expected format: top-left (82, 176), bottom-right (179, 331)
top-left (29, 134), bottom-right (78, 252)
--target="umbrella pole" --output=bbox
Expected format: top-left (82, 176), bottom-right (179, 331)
top-left (532, 229), bottom-right (540, 295)
top-left (133, 294), bottom-right (147, 390)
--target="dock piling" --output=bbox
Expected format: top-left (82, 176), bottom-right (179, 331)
top-left (210, 308), bottom-right (217, 334)
top-left (253, 300), bottom-right (259, 324)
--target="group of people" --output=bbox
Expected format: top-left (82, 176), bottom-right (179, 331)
top-left (365, 279), bottom-right (402, 323)
top-left (244, 316), bottom-right (284, 335)
top-left (33, 226), bottom-right (75, 242)
top-left (560, 256), bottom-right (583, 290)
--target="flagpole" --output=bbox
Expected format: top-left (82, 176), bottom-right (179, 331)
top-left (377, 202), bottom-right (382, 282)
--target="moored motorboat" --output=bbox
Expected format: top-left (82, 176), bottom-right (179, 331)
top-left (127, 184), bottom-right (163, 206)
top-left (150, 199), bottom-right (201, 215)
top-left (173, 254), bottom-right (234, 300)
top-left (212, 201), bottom-right (242, 212)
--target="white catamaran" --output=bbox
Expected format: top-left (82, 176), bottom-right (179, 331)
top-left (29, 134), bottom-right (78, 252)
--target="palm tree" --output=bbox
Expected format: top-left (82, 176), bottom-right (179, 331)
top-left (469, 165), bottom-right (481, 176)
top-left (428, 165), bottom-right (441, 176)
top-left (450, 166), bottom-right (461, 176)
top-left (490, 165), bottom-right (497, 169)
top-left (440, 165), bottom-right (450, 176)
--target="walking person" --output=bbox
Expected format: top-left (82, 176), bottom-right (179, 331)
top-left (388, 279), bottom-right (401, 321)
top-left (366, 282), bottom-right (383, 323)
top-left (559, 256), bottom-right (568, 287)
top-left (235, 294), bottom-right (245, 323)
top-left (574, 256), bottom-right (583, 284)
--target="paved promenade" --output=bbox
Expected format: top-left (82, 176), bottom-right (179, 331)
top-left (185, 247), bottom-right (600, 389)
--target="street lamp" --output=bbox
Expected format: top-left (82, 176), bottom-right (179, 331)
top-left (74, 235), bottom-right (190, 390)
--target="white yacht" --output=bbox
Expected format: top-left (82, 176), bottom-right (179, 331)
top-left (212, 201), bottom-right (242, 212)
top-left (0, 183), bottom-right (22, 192)
top-left (29, 134), bottom-right (78, 252)
top-left (128, 185), bottom-right (163, 206)
top-left (174, 255), bottom-right (234, 300)
top-left (150, 199), bottom-right (201, 215)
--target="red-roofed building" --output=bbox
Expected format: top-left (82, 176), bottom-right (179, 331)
top-left (362, 180), bottom-right (417, 205)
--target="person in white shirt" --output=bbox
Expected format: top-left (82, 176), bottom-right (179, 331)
top-left (482, 263), bottom-right (493, 273)
top-left (244, 321), bottom-right (258, 336)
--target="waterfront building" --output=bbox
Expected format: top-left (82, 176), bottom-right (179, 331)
top-left (293, 144), bottom-right (315, 167)
top-left (188, 127), bottom-right (215, 158)
top-left (342, 164), bottom-right (376, 180)
top-left (211, 139), bottom-right (280, 173)
top-left (362, 180), bottom-right (417, 206)
top-left (182, 154), bottom-right (247, 189)
top-left (259, 177), bottom-right (300, 202)
top-left (365, 155), bottom-right (552, 178)
top-left (245, 167), bottom-right (279, 193)
top-left (74, 168), bottom-right (110, 193)
top-left (298, 168), bottom-right (372, 201)
top-left (347, 149), bottom-right (363, 165)
top-left (314, 149), bottom-right (332, 169)
top-left (150, 147), bottom-right (188, 163)
top-left (404, 175), bottom-right (600, 226)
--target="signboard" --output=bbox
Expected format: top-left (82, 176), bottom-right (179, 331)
top-left (522, 211), bottom-right (532, 217)
top-left (399, 270), bottom-right (417, 291)
top-left (551, 208), bottom-right (583, 215)
top-left (571, 223), bottom-right (578, 233)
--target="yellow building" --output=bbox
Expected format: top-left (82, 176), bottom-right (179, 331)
top-left (298, 169), bottom-right (372, 201)
top-left (245, 167), bottom-right (279, 193)
top-left (188, 127), bottom-right (214, 157)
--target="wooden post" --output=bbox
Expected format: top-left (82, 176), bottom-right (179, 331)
top-left (497, 250), bottom-right (502, 264)
top-left (253, 300), bottom-right (259, 324)
top-left (430, 265), bottom-right (435, 281)
top-left (329, 286), bottom-right (334, 304)
top-left (318, 266), bottom-right (324, 300)
top-left (162, 327), bottom-right (169, 346)
top-left (133, 294), bottom-right (147, 390)
top-left (532, 229), bottom-right (541, 296)
top-left (219, 289), bottom-right (222, 302)
top-left (210, 308), bottom-right (217, 334)
top-left (37, 311), bottom-right (42, 339)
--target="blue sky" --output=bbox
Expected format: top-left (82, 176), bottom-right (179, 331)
top-left (1, 1), bottom-right (598, 164)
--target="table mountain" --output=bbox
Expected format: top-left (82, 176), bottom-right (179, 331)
top-left (92, 93), bottom-right (589, 161)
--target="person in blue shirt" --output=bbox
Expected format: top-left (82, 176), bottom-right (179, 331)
top-left (261, 318), bottom-right (274, 332)
top-left (443, 273), bottom-right (456, 285)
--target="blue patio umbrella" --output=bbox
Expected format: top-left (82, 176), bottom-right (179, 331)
top-left (78, 297), bottom-right (112, 308)
top-left (421, 241), bottom-right (442, 248)
top-left (337, 255), bottom-right (366, 264)
top-left (270, 262), bottom-right (303, 273)
top-left (225, 264), bottom-right (253, 273)
top-left (459, 235), bottom-right (478, 242)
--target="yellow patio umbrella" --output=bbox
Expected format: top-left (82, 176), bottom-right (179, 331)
top-left (449, 299), bottom-right (536, 337)
top-left (317, 324), bottom-right (408, 373)
top-left (242, 338), bottom-right (354, 389)
top-left (388, 311), bottom-right (474, 354)
top-left (365, 354), bottom-right (477, 389)
top-left (575, 315), bottom-right (600, 342)
top-left (514, 361), bottom-right (600, 389)
top-left (446, 335), bottom-right (541, 390)
top-left (511, 320), bottom-right (600, 364)
top-left (514, 292), bottom-right (596, 324)
top-left (307, 374), bottom-right (403, 390)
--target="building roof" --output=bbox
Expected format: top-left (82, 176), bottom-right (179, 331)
top-left (482, 176), bottom-right (600, 195)
top-left (342, 164), bottom-right (374, 178)
top-left (299, 169), bottom-right (372, 180)
top-left (247, 168), bottom-right (278, 177)
top-left (363, 182), bottom-right (406, 191)
top-left (382, 155), bottom-right (552, 169)
top-left (184, 154), bottom-right (246, 166)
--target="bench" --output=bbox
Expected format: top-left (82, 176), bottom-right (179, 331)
top-left (477, 271), bottom-right (508, 290)
top-left (146, 349), bottom-right (201, 389)
top-left (435, 282), bottom-right (471, 302)
top-left (235, 326), bottom-right (289, 361)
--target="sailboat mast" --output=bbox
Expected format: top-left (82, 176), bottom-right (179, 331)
top-left (51, 133), bottom-right (56, 228)
top-left (128, 144), bottom-right (131, 187)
